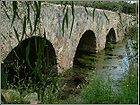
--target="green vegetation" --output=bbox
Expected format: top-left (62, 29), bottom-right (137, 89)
top-left (116, 63), bottom-right (138, 103)
top-left (48, 1), bottom-right (138, 15)
top-left (81, 74), bottom-right (115, 104)
top-left (80, 63), bottom-right (138, 104)
top-left (2, 61), bottom-right (138, 104)
top-left (128, 23), bottom-right (138, 50)
top-left (1, 1), bottom-right (138, 104)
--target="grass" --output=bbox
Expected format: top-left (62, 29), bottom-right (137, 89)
top-left (1, 61), bottom-right (138, 104)
top-left (80, 75), bottom-right (115, 104)
top-left (115, 63), bottom-right (138, 103)
top-left (80, 62), bottom-right (138, 104)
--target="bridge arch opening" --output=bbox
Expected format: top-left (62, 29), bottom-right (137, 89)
top-left (73, 30), bottom-right (96, 67)
top-left (105, 28), bottom-right (117, 48)
top-left (1, 36), bottom-right (57, 88)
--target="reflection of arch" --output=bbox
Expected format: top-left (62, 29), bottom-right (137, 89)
top-left (106, 28), bottom-right (116, 46)
top-left (2, 36), bottom-right (57, 87)
top-left (73, 30), bottom-right (96, 66)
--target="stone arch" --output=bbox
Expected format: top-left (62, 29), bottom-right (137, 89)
top-left (124, 26), bottom-right (130, 36)
top-left (1, 36), bottom-right (57, 87)
top-left (76, 30), bottom-right (96, 53)
top-left (105, 28), bottom-right (117, 47)
top-left (73, 30), bottom-right (96, 66)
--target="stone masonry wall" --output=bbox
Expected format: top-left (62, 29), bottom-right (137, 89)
top-left (0, 2), bottom-right (134, 72)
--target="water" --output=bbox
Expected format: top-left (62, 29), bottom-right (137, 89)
top-left (61, 37), bottom-right (136, 99)
top-left (73, 38), bottom-right (130, 82)
top-left (95, 39), bottom-right (129, 81)
top-left (93, 39), bottom-right (130, 90)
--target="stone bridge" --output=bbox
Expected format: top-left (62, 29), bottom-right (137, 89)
top-left (1, 2), bottom-right (135, 73)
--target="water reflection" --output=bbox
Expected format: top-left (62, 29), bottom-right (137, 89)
top-left (95, 39), bottom-right (129, 81)
top-left (72, 37), bottom-right (132, 91)
top-left (61, 37), bottom-right (135, 98)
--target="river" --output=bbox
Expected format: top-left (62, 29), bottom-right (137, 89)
top-left (61, 36), bottom-right (137, 99)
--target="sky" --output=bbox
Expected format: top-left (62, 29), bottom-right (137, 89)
top-left (127, 0), bottom-right (138, 3)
